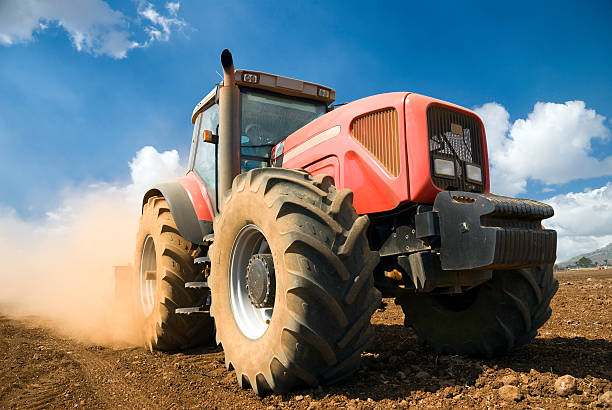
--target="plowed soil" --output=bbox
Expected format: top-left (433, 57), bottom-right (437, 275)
top-left (1, 269), bottom-right (610, 409)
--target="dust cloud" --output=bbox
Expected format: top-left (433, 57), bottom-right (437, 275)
top-left (0, 146), bottom-right (184, 347)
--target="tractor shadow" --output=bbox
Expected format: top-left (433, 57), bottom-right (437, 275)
top-left (285, 323), bottom-right (612, 402)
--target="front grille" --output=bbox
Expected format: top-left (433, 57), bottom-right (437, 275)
top-left (350, 108), bottom-right (400, 177)
top-left (427, 105), bottom-right (485, 192)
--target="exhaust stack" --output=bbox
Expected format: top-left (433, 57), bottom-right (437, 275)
top-left (217, 49), bottom-right (241, 209)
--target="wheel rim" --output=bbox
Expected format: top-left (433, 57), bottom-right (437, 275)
top-left (230, 224), bottom-right (274, 339)
top-left (139, 235), bottom-right (157, 316)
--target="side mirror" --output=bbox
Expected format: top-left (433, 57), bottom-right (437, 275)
top-left (202, 129), bottom-right (218, 144)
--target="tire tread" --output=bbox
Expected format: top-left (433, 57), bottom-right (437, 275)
top-left (135, 196), bottom-right (214, 351)
top-left (398, 265), bottom-right (558, 357)
top-left (210, 169), bottom-right (380, 394)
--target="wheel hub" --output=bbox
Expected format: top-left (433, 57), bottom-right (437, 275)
top-left (246, 254), bottom-right (275, 308)
top-left (229, 224), bottom-right (273, 339)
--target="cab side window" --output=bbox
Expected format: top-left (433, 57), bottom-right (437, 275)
top-left (192, 104), bottom-right (219, 202)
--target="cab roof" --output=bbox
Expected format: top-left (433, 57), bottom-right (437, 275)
top-left (191, 69), bottom-right (336, 124)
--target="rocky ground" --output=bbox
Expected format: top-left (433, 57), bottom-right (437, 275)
top-left (1, 269), bottom-right (610, 409)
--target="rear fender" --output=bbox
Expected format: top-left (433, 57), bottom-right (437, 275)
top-left (142, 177), bottom-right (213, 245)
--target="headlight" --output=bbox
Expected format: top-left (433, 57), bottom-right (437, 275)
top-left (466, 164), bottom-right (482, 183)
top-left (433, 158), bottom-right (455, 178)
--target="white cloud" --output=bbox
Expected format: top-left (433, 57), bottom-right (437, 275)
top-left (543, 183), bottom-right (612, 262)
top-left (166, 2), bottom-right (180, 16)
top-left (474, 101), bottom-right (611, 196)
top-left (128, 145), bottom-right (184, 198)
top-left (139, 2), bottom-right (186, 45)
top-left (0, 0), bottom-right (187, 59)
top-left (554, 235), bottom-right (612, 264)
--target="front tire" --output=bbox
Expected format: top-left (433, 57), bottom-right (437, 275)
top-left (396, 265), bottom-right (558, 357)
top-left (209, 168), bottom-right (381, 394)
top-left (133, 196), bottom-right (215, 350)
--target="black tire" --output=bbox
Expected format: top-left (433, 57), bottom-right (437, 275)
top-left (133, 195), bottom-right (215, 351)
top-left (209, 168), bottom-right (381, 394)
top-left (396, 265), bottom-right (558, 357)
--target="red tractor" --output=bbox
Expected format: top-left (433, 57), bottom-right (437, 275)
top-left (124, 50), bottom-right (558, 394)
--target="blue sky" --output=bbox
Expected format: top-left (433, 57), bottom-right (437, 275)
top-left (1, 0), bottom-right (611, 261)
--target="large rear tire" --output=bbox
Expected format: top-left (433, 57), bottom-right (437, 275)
top-left (209, 168), bottom-right (381, 394)
top-left (396, 265), bottom-right (558, 357)
top-left (133, 196), bottom-right (215, 351)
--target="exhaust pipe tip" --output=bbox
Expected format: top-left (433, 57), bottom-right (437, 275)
top-left (221, 49), bottom-right (233, 70)
top-left (220, 49), bottom-right (235, 86)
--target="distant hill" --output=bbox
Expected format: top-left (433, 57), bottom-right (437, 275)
top-left (556, 243), bottom-right (612, 268)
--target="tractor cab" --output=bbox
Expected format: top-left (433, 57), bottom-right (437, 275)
top-left (188, 70), bottom-right (335, 205)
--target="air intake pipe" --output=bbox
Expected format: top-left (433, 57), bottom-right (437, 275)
top-left (217, 49), bottom-right (241, 209)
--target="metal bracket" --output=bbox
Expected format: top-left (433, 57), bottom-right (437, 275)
top-left (398, 251), bottom-right (491, 293)
top-left (415, 211), bottom-right (439, 239)
top-left (379, 225), bottom-right (428, 257)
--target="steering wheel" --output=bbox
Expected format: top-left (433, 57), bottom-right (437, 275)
top-left (245, 123), bottom-right (265, 141)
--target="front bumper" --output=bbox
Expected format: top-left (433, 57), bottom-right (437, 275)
top-left (417, 191), bottom-right (557, 271)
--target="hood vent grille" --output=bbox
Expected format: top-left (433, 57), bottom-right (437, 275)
top-left (350, 108), bottom-right (400, 177)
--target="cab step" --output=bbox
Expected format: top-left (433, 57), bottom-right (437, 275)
top-left (185, 281), bottom-right (208, 289)
top-left (194, 256), bottom-right (210, 264)
top-left (175, 307), bottom-right (210, 315)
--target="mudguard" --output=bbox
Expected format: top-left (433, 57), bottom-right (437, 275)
top-left (142, 181), bottom-right (213, 245)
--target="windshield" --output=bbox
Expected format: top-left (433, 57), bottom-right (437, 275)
top-left (240, 88), bottom-right (327, 171)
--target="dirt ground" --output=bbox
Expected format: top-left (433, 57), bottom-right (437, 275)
top-left (1, 269), bottom-right (610, 409)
